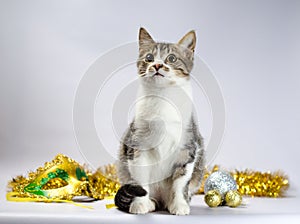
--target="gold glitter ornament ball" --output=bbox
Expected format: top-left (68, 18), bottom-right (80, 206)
top-left (204, 190), bottom-right (222, 207)
top-left (225, 190), bottom-right (242, 207)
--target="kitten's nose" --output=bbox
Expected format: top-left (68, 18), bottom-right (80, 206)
top-left (154, 64), bottom-right (163, 71)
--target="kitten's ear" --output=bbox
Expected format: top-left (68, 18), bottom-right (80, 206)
top-left (139, 27), bottom-right (155, 46)
top-left (178, 30), bottom-right (196, 51)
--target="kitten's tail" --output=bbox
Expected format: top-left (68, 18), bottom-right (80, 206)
top-left (114, 184), bottom-right (147, 212)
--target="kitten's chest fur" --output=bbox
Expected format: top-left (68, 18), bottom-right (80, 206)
top-left (128, 82), bottom-right (193, 184)
top-left (135, 82), bottom-right (193, 149)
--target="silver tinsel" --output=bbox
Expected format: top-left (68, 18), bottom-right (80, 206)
top-left (204, 171), bottom-right (237, 199)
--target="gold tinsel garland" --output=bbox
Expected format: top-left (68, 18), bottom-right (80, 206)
top-left (7, 154), bottom-right (289, 206)
top-left (233, 170), bottom-right (289, 197)
top-left (199, 165), bottom-right (289, 197)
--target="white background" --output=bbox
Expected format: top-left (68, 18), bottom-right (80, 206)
top-left (0, 0), bottom-right (299, 198)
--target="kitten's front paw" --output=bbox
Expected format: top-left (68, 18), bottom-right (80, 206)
top-left (129, 197), bottom-right (155, 214)
top-left (168, 201), bottom-right (190, 215)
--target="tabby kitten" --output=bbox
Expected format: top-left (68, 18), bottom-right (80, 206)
top-left (114, 28), bottom-right (205, 215)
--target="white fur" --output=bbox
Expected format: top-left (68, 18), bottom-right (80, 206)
top-left (168, 162), bottom-right (194, 215)
top-left (129, 196), bottom-right (156, 214)
top-left (128, 80), bottom-right (193, 184)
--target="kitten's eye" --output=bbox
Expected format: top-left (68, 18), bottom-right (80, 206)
top-left (167, 54), bottom-right (177, 63)
top-left (145, 53), bottom-right (154, 62)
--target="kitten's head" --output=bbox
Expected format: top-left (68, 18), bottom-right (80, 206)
top-left (137, 27), bottom-right (196, 87)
